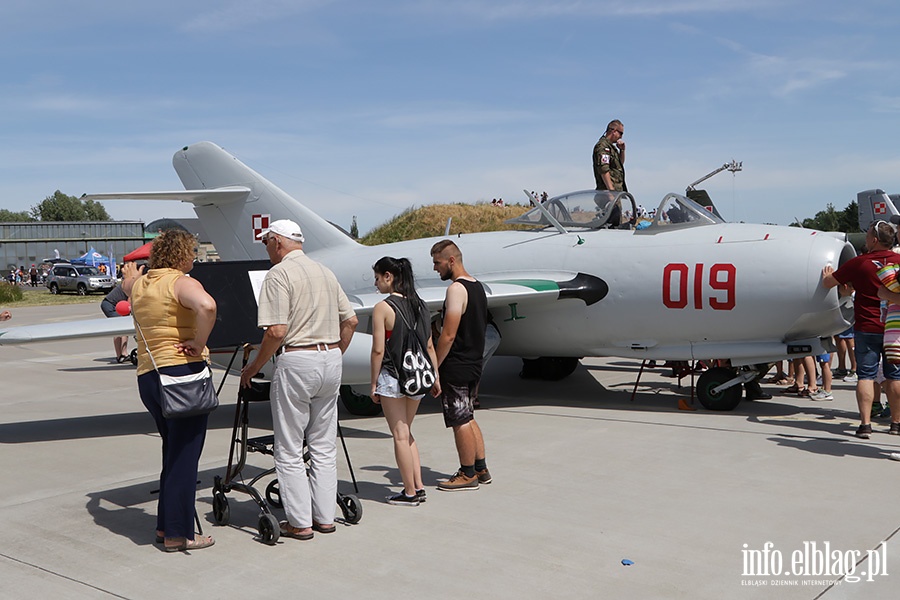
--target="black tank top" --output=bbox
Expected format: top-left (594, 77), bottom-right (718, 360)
top-left (440, 278), bottom-right (487, 384)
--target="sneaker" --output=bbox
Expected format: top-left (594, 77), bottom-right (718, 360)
top-left (856, 424), bottom-right (872, 439)
top-left (437, 470), bottom-right (479, 491)
top-left (809, 389), bottom-right (833, 401)
top-left (832, 368), bottom-right (848, 378)
top-left (415, 488), bottom-right (427, 503)
top-left (475, 468), bottom-right (492, 484)
top-left (387, 491), bottom-right (420, 506)
top-left (890, 423), bottom-right (900, 435)
top-left (844, 371), bottom-right (858, 382)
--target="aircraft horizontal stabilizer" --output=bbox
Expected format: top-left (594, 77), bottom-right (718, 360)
top-left (82, 187), bottom-right (251, 206)
top-left (0, 318), bottom-right (134, 345)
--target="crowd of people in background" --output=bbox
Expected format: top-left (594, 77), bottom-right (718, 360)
top-left (4, 261), bottom-right (117, 287)
top-left (5, 264), bottom-right (48, 286)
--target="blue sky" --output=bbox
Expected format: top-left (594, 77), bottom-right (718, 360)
top-left (2, 1), bottom-right (899, 234)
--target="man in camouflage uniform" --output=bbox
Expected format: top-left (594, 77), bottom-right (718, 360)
top-left (592, 120), bottom-right (626, 192)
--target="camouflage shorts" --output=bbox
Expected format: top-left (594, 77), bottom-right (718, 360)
top-left (439, 381), bottom-right (477, 428)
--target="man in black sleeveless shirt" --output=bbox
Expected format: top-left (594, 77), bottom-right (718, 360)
top-left (430, 240), bottom-right (491, 490)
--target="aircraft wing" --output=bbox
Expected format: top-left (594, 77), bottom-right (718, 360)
top-left (82, 187), bottom-right (251, 206)
top-left (347, 271), bottom-right (606, 317)
top-left (0, 318), bottom-right (134, 345)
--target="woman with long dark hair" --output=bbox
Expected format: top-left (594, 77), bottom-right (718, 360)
top-left (370, 256), bottom-right (440, 505)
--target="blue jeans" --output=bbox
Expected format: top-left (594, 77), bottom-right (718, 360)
top-left (854, 331), bottom-right (900, 381)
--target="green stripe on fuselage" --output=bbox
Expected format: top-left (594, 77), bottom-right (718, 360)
top-left (491, 279), bottom-right (559, 291)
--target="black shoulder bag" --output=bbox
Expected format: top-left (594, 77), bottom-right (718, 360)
top-left (134, 319), bottom-right (219, 419)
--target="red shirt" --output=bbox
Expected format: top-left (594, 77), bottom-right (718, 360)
top-left (834, 248), bottom-right (900, 333)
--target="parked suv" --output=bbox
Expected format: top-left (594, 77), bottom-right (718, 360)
top-left (46, 264), bottom-right (115, 295)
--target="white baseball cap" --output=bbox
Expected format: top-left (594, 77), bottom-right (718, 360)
top-left (256, 219), bottom-right (305, 243)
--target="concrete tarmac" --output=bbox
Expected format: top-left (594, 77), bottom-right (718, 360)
top-left (1, 303), bottom-right (899, 599)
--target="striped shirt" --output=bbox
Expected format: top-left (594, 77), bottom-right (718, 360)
top-left (257, 250), bottom-right (355, 346)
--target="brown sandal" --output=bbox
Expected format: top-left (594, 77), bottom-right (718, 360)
top-left (312, 522), bottom-right (336, 534)
top-left (164, 535), bottom-right (215, 552)
top-left (280, 521), bottom-right (314, 540)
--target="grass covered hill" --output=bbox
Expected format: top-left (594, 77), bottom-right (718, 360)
top-left (360, 202), bottom-right (533, 246)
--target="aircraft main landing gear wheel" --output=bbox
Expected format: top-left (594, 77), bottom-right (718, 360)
top-left (265, 479), bottom-right (283, 509)
top-left (258, 513), bottom-right (280, 545)
top-left (340, 385), bottom-right (382, 416)
top-left (519, 357), bottom-right (580, 381)
top-left (212, 491), bottom-right (230, 526)
top-left (696, 367), bottom-right (742, 411)
top-left (339, 494), bottom-right (363, 524)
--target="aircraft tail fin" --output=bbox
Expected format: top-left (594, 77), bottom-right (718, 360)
top-left (172, 142), bottom-right (359, 259)
top-left (86, 142), bottom-right (359, 261)
top-left (685, 189), bottom-right (723, 220)
top-left (857, 189), bottom-right (900, 233)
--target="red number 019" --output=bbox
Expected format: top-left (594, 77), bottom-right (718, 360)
top-left (663, 263), bottom-right (736, 310)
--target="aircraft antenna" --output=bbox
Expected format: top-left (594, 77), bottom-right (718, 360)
top-left (444, 217), bottom-right (452, 236)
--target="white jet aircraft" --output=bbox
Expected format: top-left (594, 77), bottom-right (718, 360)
top-left (0, 142), bottom-right (859, 411)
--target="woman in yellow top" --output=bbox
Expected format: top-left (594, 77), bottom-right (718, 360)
top-left (123, 230), bottom-right (217, 552)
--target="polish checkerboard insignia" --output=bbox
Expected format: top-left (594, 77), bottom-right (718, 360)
top-left (252, 214), bottom-right (270, 243)
top-left (874, 201), bottom-right (887, 215)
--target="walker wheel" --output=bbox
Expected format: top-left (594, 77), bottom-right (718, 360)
top-left (258, 513), bottom-right (280, 545)
top-left (265, 479), bottom-right (283, 509)
top-left (212, 491), bottom-right (230, 525)
top-left (339, 493), bottom-right (363, 524)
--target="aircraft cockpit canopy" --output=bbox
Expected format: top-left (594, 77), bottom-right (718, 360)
top-left (505, 190), bottom-right (637, 230)
top-left (638, 193), bottom-right (724, 234)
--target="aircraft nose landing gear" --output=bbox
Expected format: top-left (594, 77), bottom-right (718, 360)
top-left (696, 365), bottom-right (766, 411)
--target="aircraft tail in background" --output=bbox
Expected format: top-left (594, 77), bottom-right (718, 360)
top-left (84, 142), bottom-right (359, 260)
top-left (857, 188), bottom-right (900, 233)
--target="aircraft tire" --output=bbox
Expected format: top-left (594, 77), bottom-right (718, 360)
top-left (339, 385), bottom-right (383, 416)
top-left (519, 357), bottom-right (580, 381)
top-left (696, 367), bottom-right (742, 411)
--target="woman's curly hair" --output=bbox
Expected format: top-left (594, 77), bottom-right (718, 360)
top-left (149, 229), bottom-right (196, 270)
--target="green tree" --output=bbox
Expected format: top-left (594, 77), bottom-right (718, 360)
top-left (796, 200), bottom-right (859, 232)
top-left (82, 198), bottom-right (110, 221)
top-left (0, 209), bottom-right (35, 222)
top-left (350, 215), bottom-right (359, 239)
top-left (30, 190), bottom-right (111, 221)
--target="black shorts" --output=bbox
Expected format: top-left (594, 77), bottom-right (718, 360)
top-left (440, 381), bottom-right (478, 428)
